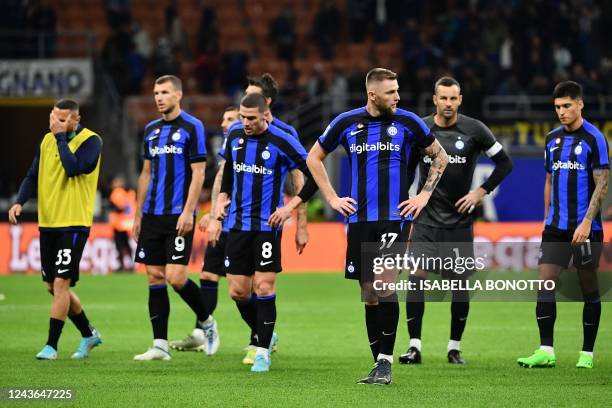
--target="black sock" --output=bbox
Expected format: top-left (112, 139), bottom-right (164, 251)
top-left (236, 294), bottom-right (258, 344)
top-left (406, 276), bottom-right (425, 341)
top-left (365, 304), bottom-right (380, 362)
top-left (149, 285), bottom-right (170, 340)
top-left (175, 279), bottom-right (209, 323)
top-left (450, 290), bottom-right (470, 342)
top-left (68, 310), bottom-right (93, 337)
top-left (200, 279), bottom-right (219, 316)
top-left (378, 293), bottom-right (399, 357)
top-left (536, 289), bottom-right (556, 347)
top-left (47, 318), bottom-right (65, 350)
top-left (256, 295), bottom-right (276, 349)
top-left (582, 291), bottom-right (601, 352)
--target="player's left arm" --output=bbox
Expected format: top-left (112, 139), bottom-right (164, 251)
top-left (573, 168), bottom-right (609, 244)
top-left (268, 140), bottom-right (319, 231)
top-left (55, 135), bottom-right (102, 177)
top-left (177, 161), bottom-right (205, 237)
top-left (456, 126), bottom-right (513, 214)
top-left (399, 140), bottom-right (448, 218)
top-left (177, 120), bottom-right (207, 236)
top-left (573, 133), bottom-right (610, 244)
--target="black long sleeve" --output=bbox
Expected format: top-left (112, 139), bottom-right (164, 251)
top-left (55, 133), bottom-right (102, 177)
top-left (220, 159), bottom-right (233, 195)
top-left (296, 166), bottom-right (319, 203)
top-left (481, 149), bottom-right (513, 193)
top-left (15, 148), bottom-right (40, 205)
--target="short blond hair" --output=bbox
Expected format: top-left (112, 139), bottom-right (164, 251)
top-left (365, 68), bottom-right (397, 89)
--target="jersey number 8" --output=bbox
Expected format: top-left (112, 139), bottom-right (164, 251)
top-left (262, 242), bottom-right (273, 259)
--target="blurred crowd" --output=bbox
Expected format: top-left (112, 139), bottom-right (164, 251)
top-left (3, 0), bottom-right (612, 116)
top-left (101, 0), bottom-right (612, 116)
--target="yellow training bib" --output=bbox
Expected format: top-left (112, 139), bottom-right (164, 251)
top-left (38, 127), bottom-right (102, 227)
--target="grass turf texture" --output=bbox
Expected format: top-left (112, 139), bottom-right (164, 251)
top-left (0, 273), bottom-right (610, 407)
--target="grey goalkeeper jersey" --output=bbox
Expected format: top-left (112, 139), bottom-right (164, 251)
top-left (413, 114), bottom-right (503, 228)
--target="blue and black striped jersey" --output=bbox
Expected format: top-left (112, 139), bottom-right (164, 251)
top-left (222, 123), bottom-right (308, 231)
top-left (544, 120), bottom-right (609, 231)
top-left (142, 111), bottom-right (207, 215)
top-left (319, 107), bottom-right (434, 223)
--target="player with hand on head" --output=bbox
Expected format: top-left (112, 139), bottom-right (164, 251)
top-left (9, 99), bottom-right (103, 360)
top-left (214, 92), bottom-right (318, 372)
top-left (132, 75), bottom-right (218, 361)
top-left (518, 81), bottom-right (608, 369)
top-left (307, 68), bottom-right (448, 384)
top-left (399, 76), bottom-right (512, 365)
top-left (170, 106), bottom-right (239, 355)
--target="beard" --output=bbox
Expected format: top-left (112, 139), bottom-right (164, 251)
top-left (375, 102), bottom-right (396, 116)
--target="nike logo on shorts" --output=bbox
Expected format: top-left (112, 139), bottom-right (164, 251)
top-left (57, 269), bottom-right (69, 274)
top-left (171, 255), bottom-right (184, 261)
top-left (260, 260), bottom-right (273, 266)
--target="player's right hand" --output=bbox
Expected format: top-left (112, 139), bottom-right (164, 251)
top-left (49, 112), bottom-right (68, 135)
top-left (329, 196), bottom-right (356, 218)
top-left (132, 216), bottom-right (142, 240)
top-left (207, 219), bottom-right (222, 247)
top-left (8, 204), bottom-right (22, 225)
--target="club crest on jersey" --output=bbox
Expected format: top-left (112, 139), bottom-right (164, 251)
top-left (261, 150), bottom-right (271, 160)
top-left (555, 138), bottom-right (561, 144)
top-left (155, 128), bottom-right (160, 135)
top-left (387, 126), bottom-right (398, 136)
top-left (357, 123), bottom-right (364, 129)
top-left (239, 138), bottom-right (244, 145)
top-left (574, 144), bottom-right (582, 155)
top-left (172, 131), bottom-right (181, 141)
top-left (455, 139), bottom-right (465, 150)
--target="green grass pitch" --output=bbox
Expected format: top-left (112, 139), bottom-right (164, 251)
top-left (0, 273), bottom-right (610, 407)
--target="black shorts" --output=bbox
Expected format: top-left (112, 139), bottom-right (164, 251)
top-left (135, 214), bottom-right (194, 266)
top-left (409, 223), bottom-right (475, 277)
top-left (345, 220), bottom-right (411, 282)
top-left (225, 230), bottom-right (282, 276)
top-left (40, 229), bottom-right (88, 287)
top-left (203, 231), bottom-right (228, 276)
top-left (539, 227), bottom-right (603, 269)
